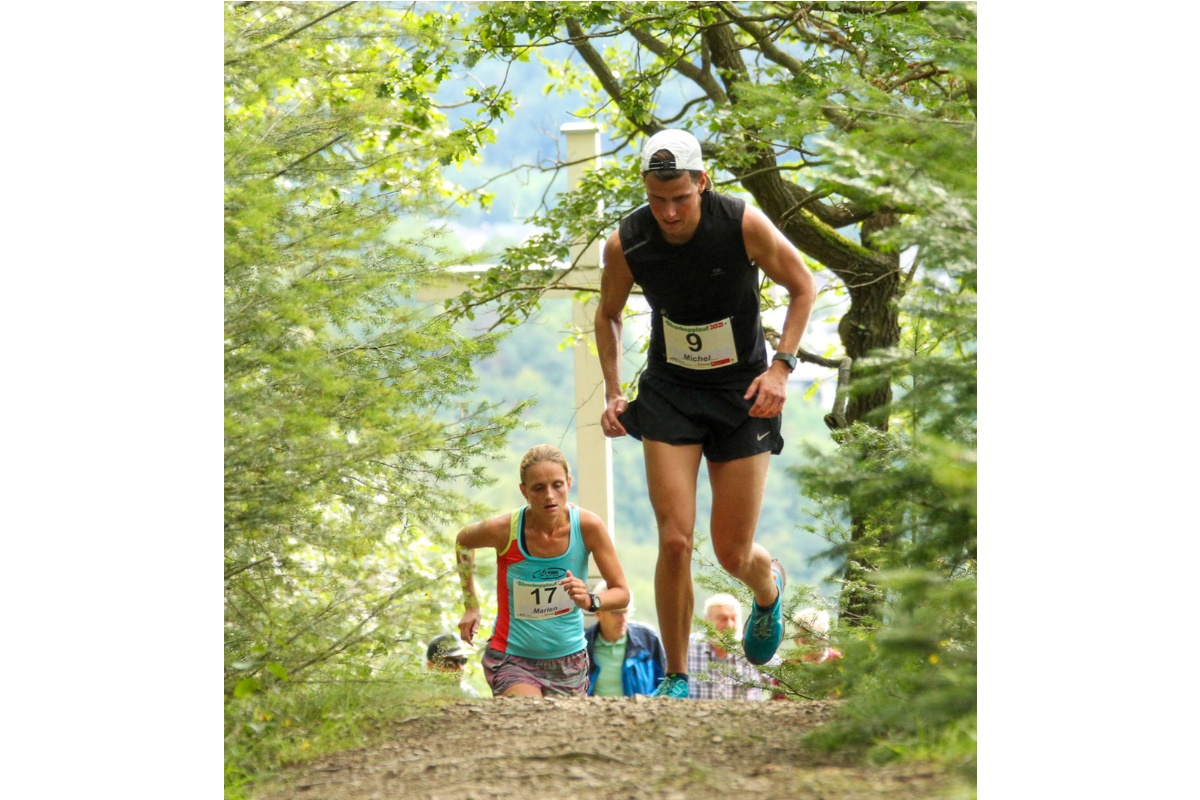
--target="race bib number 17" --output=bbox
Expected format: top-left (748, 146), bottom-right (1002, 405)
top-left (512, 579), bottom-right (575, 620)
top-left (663, 316), bottom-right (737, 370)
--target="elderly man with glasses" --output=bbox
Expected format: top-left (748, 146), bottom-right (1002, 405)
top-left (584, 582), bottom-right (667, 697)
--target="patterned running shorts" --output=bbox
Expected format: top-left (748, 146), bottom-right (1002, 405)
top-left (482, 647), bottom-right (590, 697)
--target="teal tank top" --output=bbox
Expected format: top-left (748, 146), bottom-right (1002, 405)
top-left (489, 504), bottom-right (589, 659)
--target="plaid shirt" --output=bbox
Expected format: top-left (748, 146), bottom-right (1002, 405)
top-left (685, 632), bottom-right (771, 700)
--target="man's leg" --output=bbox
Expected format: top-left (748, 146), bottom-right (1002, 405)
top-left (643, 439), bottom-right (704, 675)
top-left (706, 452), bottom-right (777, 608)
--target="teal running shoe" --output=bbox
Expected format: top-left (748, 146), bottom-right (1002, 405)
top-left (743, 560), bottom-right (786, 665)
top-left (652, 674), bottom-right (689, 699)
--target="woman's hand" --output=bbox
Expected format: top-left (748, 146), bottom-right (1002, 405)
top-left (561, 570), bottom-right (592, 609)
top-left (458, 607), bottom-right (481, 644)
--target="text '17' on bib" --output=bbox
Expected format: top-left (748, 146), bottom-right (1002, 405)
top-left (512, 579), bottom-right (575, 620)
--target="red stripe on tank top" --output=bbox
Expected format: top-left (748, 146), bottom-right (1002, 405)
top-left (490, 529), bottom-right (526, 653)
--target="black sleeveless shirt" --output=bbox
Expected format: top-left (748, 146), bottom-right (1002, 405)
top-left (618, 191), bottom-right (767, 387)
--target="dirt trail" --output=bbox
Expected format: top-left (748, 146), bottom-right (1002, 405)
top-left (252, 696), bottom-right (958, 799)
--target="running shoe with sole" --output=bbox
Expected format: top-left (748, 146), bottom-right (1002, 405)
top-left (652, 674), bottom-right (690, 699)
top-left (743, 560), bottom-right (786, 665)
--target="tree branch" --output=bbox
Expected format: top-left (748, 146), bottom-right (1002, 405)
top-left (224, 556), bottom-right (274, 581)
top-left (824, 355), bottom-right (853, 430)
top-left (621, 17), bottom-right (729, 104)
top-left (763, 325), bottom-right (852, 428)
top-left (817, 2), bottom-right (930, 16)
top-left (268, 134), bottom-right (347, 180)
top-left (719, 2), bottom-right (808, 77)
top-left (565, 19), bottom-right (634, 116)
top-left (225, 2), bottom-right (356, 66)
top-left (704, 12), bottom-right (752, 100)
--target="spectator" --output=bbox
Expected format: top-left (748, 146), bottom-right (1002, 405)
top-left (425, 632), bottom-right (481, 698)
top-left (791, 608), bottom-right (844, 664)
top-left (584, 582), bottom-right (667, 697)
top-left (687, 594), bottom-right (773, 700)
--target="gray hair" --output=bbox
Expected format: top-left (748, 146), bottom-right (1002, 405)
top-left (703, 593), bottom-right (742, 625)
top-left (591, 580), bottom-right (633, 613)
top-left (793, 607), bottom-right (831, 636)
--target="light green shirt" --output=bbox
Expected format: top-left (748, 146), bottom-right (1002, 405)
top-left (592, 632), bottom-right (628, 697)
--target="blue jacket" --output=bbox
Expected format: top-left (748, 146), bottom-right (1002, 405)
top-left (585, 620), bottom-right (667, 697)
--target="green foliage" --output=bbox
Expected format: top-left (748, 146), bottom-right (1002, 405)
top-left (778, 4), bottom-right (976, 777)
top-left (225, 3), bottom-right (522, 794)
top-left (803, 570), bottom-right (976, 784)
top-left (445, 161), bottom-right (647, 328)
top-left (224, 658), bottom-right (475, 798)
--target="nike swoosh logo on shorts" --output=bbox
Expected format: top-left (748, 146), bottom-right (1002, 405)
top-left (757, 432), bottom-right (770, 441)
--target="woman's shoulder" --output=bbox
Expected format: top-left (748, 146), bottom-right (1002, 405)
top-left (475, 508), bottom-right (522, 545)
top-left (493, 507), bottom-right (523, 529)
top-left (571, 504), bottom-right (608, 530)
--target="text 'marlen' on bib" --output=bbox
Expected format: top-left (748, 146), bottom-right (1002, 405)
top-left (663, 316), bottom-right (738, 370)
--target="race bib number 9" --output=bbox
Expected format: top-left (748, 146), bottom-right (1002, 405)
top-left (663, 316), bottom-right (737, 370)
top-left (513, 579), bottom-right (576, 620)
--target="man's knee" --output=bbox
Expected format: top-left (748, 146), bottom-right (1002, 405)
top-left (657, 526), bottom-right (693, 562)
top-left (712, 541), bottom-right (755, 576)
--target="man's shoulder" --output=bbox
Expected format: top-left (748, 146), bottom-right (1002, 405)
top-left (627, 621), bottom-right (661, 641)
top-left (703, 190), bottom-right (746, 219)
top-left (619, 203), bottom-right (655, 244)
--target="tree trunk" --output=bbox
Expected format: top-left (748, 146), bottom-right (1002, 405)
top-left (839, 265), bottom-right (901, 428)
top-left (705, 19), bottom-right (904, 627)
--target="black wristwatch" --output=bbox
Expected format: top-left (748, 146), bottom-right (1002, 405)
top-left (772, 351), bottom-right (797, 372)
top-left (588, 593), bottom-right (602, 613)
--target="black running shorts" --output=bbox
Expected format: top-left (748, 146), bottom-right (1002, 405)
top-left (618, 371), bottom-right (784, 462)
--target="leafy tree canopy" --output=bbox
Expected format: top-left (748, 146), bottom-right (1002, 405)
top-left (224, 1), bottom-right (523, 705)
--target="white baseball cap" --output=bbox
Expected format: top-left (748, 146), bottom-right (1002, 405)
top-left (640, 129), bottom-right (705, 173)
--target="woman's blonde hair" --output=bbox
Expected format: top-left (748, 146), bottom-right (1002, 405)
top-left (518, 444), bottom-right (571, 485)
